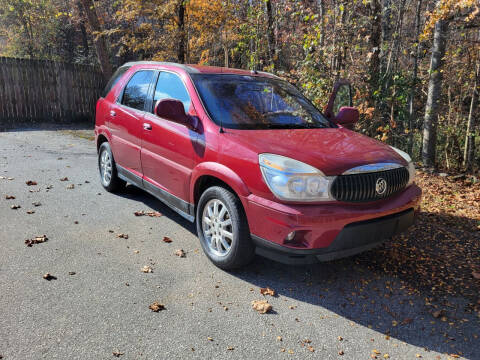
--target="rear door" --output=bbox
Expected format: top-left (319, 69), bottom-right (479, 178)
top-left (109, 69), bottom-right (155, 177)
top-left (141, 71), bottom-right (197, 212)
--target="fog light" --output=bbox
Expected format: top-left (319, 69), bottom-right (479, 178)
top-left (285, 231), bottom-right (296, 242)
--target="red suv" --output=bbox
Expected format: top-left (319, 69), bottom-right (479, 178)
top-left (95, 61), bottom-right (421, 269)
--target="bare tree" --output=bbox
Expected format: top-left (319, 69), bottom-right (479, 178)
top-left (78, 0), bottom-right (112, 79)
top-left (463, 56), bottom-right (479, 171)
top-left (177, 0), bottom-right (186, 64)
top-left (265, 0), bottom-right (276, 68)
top-left (422, 17), bottom-right (448, 168)
top-left (407, 0), bottom-right (423, 154)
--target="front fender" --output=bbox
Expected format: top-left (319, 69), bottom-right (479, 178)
top-left (190, 162), bottom-right (251, 204)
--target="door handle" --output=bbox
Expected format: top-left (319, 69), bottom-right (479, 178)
top-left (110, 110), bottom-right (116, 117)
top-left (143, 123), bottom-right (152, 130)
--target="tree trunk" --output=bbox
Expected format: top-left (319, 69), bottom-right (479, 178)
top-left (317, 0), bottom-right (325, 47)
top-left (380, 0), bottom-right (391, 74)
top-left (177, 0), bottom-right (186, 64)
top-left (265, 0), bottom-right (276, 68)
top-left (463, 59), bottom-right (479, 171)
top-left (78, 0), bottom-right (112, 80)
top-left (368, 0), bottom-right (381, 105)
top-left (407, 0), bottom-right (422, 154)
top-left (422, 18), bottom-right (448, 168)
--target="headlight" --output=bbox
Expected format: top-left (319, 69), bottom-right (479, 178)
top-left (389, 146), bottom-right (415, 186)
top-left (259, 154), bottom-right (335, 201)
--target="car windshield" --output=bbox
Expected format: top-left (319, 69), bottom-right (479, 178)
top-left (190, 74), bottom-right (335, 130)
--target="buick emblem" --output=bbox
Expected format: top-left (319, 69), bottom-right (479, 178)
top-left (375, 177), bottom-right (387, 195)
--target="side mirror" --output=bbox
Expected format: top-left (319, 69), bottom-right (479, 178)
top-left (154, 99), bottom-right (197, 130)
top-left (334, 107), bottom-right (359, 130)
top-left (325, 80), bottom-right (353, 119)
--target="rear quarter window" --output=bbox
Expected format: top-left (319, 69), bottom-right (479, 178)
top-left (101, 66), bottom-right (130, 98)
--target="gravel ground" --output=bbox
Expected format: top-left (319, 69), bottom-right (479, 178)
top-left (0, 128), bottom-right (478, 360)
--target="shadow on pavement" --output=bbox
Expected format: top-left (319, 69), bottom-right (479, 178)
top-left (111, 183), bottom-right (479, 359)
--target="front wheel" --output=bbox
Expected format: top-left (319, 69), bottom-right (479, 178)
top-left (98, 142), bottom-right (125, 192)
top-left (196, 186), bottom-right (255, 270)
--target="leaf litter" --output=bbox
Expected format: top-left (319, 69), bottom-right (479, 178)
top-left (25, 235), bottom-right (48, 247)
top-left (149, 302), bottom-right (165, 312)
top-left (251, 299), bottom-right (272, 314)
top-left (134, 210), bottom-right (162, 217)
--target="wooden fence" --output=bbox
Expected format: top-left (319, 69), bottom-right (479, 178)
top-left (0, 57), bottom-right (105, 127)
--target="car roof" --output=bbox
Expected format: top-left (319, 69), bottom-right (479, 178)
top-left (122, 61), bottom-right (279, 79)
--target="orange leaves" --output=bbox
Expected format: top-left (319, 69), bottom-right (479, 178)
top-left (422, 0), bottom-right (479, 38)
top-left (260, 287), bottom-right (275, 296)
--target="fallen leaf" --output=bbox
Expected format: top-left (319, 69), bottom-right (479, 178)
top-left (148, 301), bottom-right (165, 312)
top-left (134, 210), bottom-right (162, 217)
top-left (26, 180), bottom-right (37, 186)
top-left (43, 273), bottom-right (57, 281)
top-left (163, 236), bottom-right (173, 243)
top-left (251, 299), bottom-right (272, 314)
top-left (66, 184), bottom-right (74, 189)
top-left (11, 204), bottom-right (21, 209)
top-left (25, 235), bottom-right (48, 247)
top-left (112, 350), bottom-right (124, 357)
top-left (175, 249), bottom-right (186, 258)
top-left (260, 287), bottom-right (275, 296)
top-left (5, 195), bottom-right (15, 199)
top-left (117, 233), bottom-right (129, 239)
top-left (60, 177), bottom-right (69, 181)
top-left (141, 265), bottom-right (153, 273)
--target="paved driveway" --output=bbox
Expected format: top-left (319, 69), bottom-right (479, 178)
top-left (0, 129), bottom-right (478, 359)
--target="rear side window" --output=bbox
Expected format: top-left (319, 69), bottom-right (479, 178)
top-left (102, 66), bottom-right (130, 98)
top-left (152, 72), bottom-right (191, 113)
top-left (121, 70), bottom-right (155, 111)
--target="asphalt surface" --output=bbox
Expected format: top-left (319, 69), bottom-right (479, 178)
top-left (0, 128), bottom-right (478, 360)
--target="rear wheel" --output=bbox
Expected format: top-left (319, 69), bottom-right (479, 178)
top-left (196, 186), bottom-right (255, 269)
top-left (98, 142), bottom-right (125, 192)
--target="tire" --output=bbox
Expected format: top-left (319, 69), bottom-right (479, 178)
top-left (196, 186), bottom-right (255, 270)
top-left (98, 142), bottom-right (126, 192)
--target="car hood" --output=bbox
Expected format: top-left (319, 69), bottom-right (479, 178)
top-left (224, 128), bottom-right (407, 176)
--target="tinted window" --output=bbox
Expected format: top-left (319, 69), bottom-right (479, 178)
top-left (121, 70), bottom-right (154, 111)
top-left (152, 72), bottom-right (191, 113)
top-left (191, 74), bottom-right (334, 130)
top-left (102, 66), bottom-right (130, 98)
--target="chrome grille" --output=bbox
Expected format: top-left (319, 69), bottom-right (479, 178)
top-left (331, 167), bottom-right (409, 202)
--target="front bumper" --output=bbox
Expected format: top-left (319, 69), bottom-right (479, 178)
top-left (244, 184), bottom-right (421, 265)
top-left (252, 208), bottom-right (415, 264)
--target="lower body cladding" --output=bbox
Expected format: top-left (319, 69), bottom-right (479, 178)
top-left (246, 185), bottom-right (422, 265)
